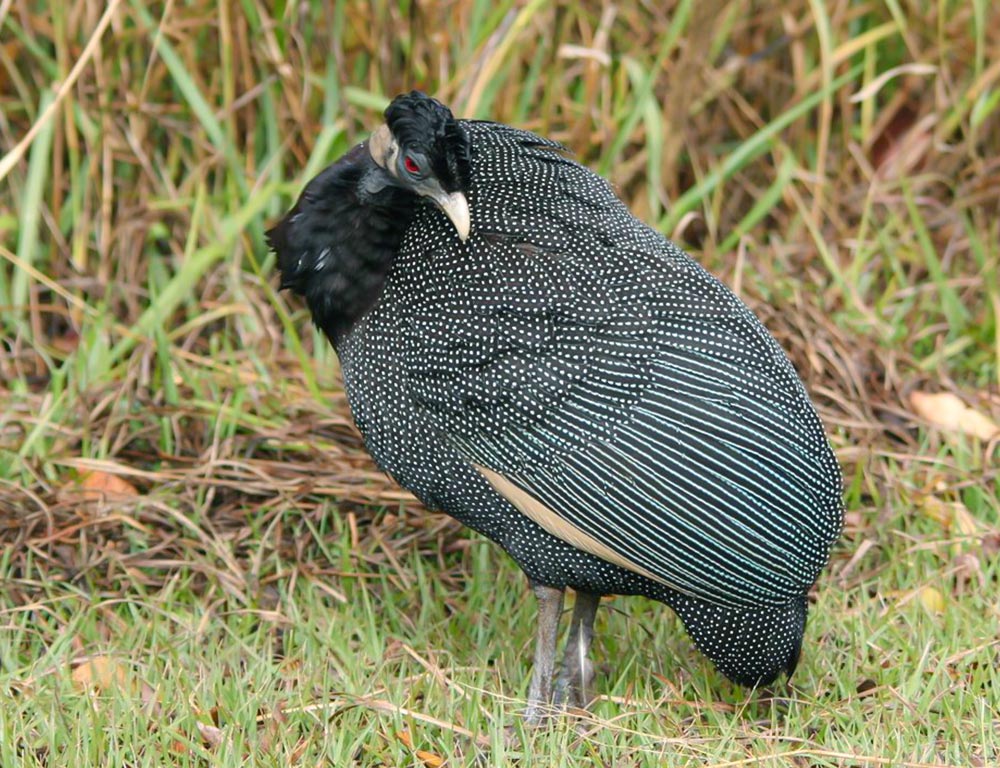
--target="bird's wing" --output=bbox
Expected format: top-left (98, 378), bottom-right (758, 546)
top-left (397, 125), bottom-right (843, 608)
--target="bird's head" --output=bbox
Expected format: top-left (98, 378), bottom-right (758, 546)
top-left (267, 91), bottom-right (472, 343)
top-left (367, 91), bottom-right (472, 241)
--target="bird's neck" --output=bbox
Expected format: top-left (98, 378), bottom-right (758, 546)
top-left (302, 198), bottom-right (415, 345)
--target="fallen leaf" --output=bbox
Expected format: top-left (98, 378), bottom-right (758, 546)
top-left (842, 510), bottom-right (865, 531)
top-left (952, 505), bottom-right (980, 537)
top-left (920, 496), bottom-right (953, 527)
top-left (288, 738), bottom-right (310, 763)
top-left (415, 749), bottom-right (445, 767)
top-left (920, 497), bottom-right (981, 535)
top-left (909, 391), bottom-right (999, 441)
top-left (70, 654), bottom-right (159, 712)
top-left (856, 678), bottom-right (878, 696)
top-left (953, 552), bottom-right (985, 593)
top-left (869, 104), bottom-right (932, 179)
top-left (396, 730), bottom-right (414, 749)
top-left (982, 533), bottom-right (1000, 559)
top-left (918, 586), bottom-right (946, 615)
top-left (80, 470), bottom-right (139, 500)
top-left (197, 722), bottom-right (225, 749)
top-left (50, 330), bottom-right (80, 354)
top-left (72, 656), bottom-right (129, 691)
top-left (396, 730), bottom-right (445, 767)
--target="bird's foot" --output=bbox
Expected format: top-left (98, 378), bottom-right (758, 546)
top-left (504, 700), bottom-right (582, 749)
top-left (521, 701), bottom-right (556, 728)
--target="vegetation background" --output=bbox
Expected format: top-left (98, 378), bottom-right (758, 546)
top-left (1, 0), bottom-right (998, 765)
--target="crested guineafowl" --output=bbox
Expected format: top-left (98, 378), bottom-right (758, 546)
top-left (267, 91), bottom-right (844, 722)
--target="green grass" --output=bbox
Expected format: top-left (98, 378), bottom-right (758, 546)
top-left (2, 501), bottom-right (998, 765)
top-left (1, 0), bottom-right (999, 765)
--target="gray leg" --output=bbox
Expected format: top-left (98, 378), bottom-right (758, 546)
top-left (554, 590), bottom-right (600, 709)
top-left (524, 583), bottom-right (565, 724)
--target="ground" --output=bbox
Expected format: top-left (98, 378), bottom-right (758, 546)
top-left (1, 1), bottom-right (998, 765)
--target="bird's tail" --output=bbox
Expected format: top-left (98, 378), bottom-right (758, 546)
top-left (666, 593), bottom-right (808, 687)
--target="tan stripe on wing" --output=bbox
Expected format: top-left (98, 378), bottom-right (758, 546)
top-left (475, 464), bottom-right (672, 588)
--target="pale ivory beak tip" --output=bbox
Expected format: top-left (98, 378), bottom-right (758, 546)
top-left (439, 191), bottom-right (471, 242)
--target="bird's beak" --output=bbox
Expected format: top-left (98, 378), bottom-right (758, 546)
top-left (370, 123), bottom-right (470, 242)
top-left (430, 189), bottom-right (471, 242)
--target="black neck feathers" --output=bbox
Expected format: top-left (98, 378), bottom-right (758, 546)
top-left (267, 143), bottom-right (416, 344)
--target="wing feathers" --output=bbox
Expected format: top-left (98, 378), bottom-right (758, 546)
top-left (474, 464), bottom-right (674, 590)
top-left (398, 121), bottom-right (842, 607)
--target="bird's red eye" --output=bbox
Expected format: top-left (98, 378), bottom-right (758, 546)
top-left (404, 156), bottom-right (421, 174)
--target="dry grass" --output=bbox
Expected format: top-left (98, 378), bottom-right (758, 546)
top-left (1, 0), bottom-right (999, 765)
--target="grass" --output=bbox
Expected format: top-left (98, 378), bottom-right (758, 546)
top-left (1, 0), bottom-right (999, 765)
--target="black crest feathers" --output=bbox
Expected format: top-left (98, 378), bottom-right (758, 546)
top-left (384, 91), bottom-right (471, 192)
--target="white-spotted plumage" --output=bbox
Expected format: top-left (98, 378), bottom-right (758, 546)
top-left (311, 119), bottom-right (842, 686)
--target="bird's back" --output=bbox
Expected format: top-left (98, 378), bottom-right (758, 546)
top-left (339, 120), bottom-right (843, 610)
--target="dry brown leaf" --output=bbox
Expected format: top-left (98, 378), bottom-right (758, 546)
top-left (396, 730), bottom-right (445, 767)
top-left (288, 737), bottom-right (310, 763)
top-left (50, 331), bottom-right (80, 354)
top-left (70, 655), bottom-right (160, 713)
top-left (169, 739), bottom-right (190, 756)
top-left (415, 749), bottom-right (445, 768)
top-left (909, 391), bottom-right (999, 441)
top-left (72, 656), bottom-right (129, 691)
top-left (983, 533), bottom-right (1000, 559)
top-left (196, 722), bottom-right (225, 749)
top-left (395, 730), bottom-right (414, 749)
top-left (856, 678), bottom-right (878, 696)
top-left (78, 470), bottom-right (140, 501)
top-left (953, 552), bottom-right (985, 593)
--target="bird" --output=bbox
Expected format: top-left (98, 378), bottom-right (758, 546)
top-left (267, 91), bottom-right (844, 722)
